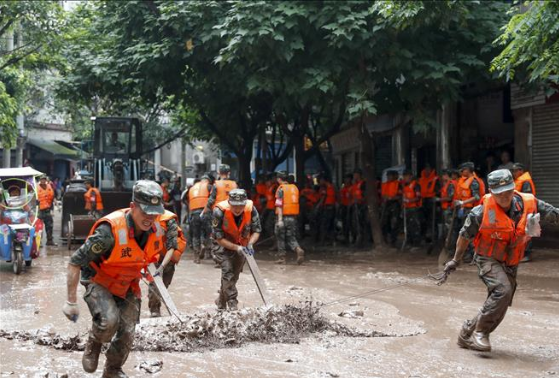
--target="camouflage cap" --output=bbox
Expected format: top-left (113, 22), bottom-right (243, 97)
top-left (228, 188), bottom-right (247, 206)
top-left (487, 169), bottom-right (515, 194)
top-left (458, 162), bottom-right (475, 171)
top-left (275, 170), bottom-right (288, 180)
top-left (132, 180), bottom-right (164, 215)
top-left (218, 164), bottom-right (231, 174)
top-left (511, 162), bottom-right (525, 171)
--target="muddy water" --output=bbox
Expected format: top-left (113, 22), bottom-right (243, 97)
top-left (1, 242), bottom-right (558, 377)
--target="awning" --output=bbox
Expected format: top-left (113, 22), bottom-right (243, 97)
top-left (27, 138), bottom-right (81, 158)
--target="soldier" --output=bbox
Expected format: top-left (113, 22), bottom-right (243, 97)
top-left (262, 174), bottom-right (278, 237)
top-left (37, 175), bottom-right (56, 246)
top-left (62, 180), bottom-right (166, 378)
top-left (443, 169), bottom-right (559, 352)
top-left (274, 171), bottom-right (304, 265)
top-left (212, 189), bottom-right (261, 310)
top-left (401, 170), bottom-right (422, 248)
top-left (299, 180), bottom-right (319, 238)
top-left (380, 170), bottom-right (401, 246)
top-left (84, 179), bottom-right (104, 219)
top-left (438, 169), bottom-right (457, 250)
top-left (338, 174), bottom-right (353, 244)
top-left (148, 209), bottom-right (187, 317)
top-left (512, 162), bottom-right (536, 262)
top-left (454, 162), bottom-right (486, 262)
top-left (160, 177), bottom-right (173, 211)
top-left (253, 176), bottom-right (268, 214)
top-left (418, 164), bottom-right (439, 242)
top-left (208, 164), bottom-right (238, 208)
top-left (185, 174), bottom-right (213, 263)
top-left (350, 169), bottom-right (368, 245)
top-left (316, 174), bottom-right (336, 245)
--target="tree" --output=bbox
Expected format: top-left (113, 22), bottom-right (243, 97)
top-left (0, 1), bottom-right (65, 148)
top-left (491, 1), bottom-right (559, 94)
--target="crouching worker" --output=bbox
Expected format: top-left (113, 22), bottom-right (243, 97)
top-left (444, 170), bottom-right (559, 352)
top-left (62, 180), bottom-right (166, 378)
top-left (148, 209), bottom-right (187, 317)
top-left (212, 189), bottom-right (261, 311)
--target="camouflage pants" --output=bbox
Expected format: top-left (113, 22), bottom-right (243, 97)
top-left (38, 209), bottom-right (54, 240)
top-left (83, 283), bottom-right (140, 370)
top-left (214, 249), bottom-right (245, 307)
top-left (350, 204), bottom-right (369, 244)
top-left (403, 207), bottom-right (422, 246)
top-left (442, 208), bottom-right (458, 252)
top-left (148, 257), bottom-right (176, 314)
top-left (275, 216), bottom-right (301, 256)
top-left (189, 210), bottom-right (209, 252)
top-left (338, 205), bottom-right (351, 242)
top-left (381, 201), bottom-right (400, 245)
top-left (318, 205), bottom-right (335, 244)
top-left (261, 209), bottom-right (276, 238)
top-left (465, 255), bottom-right (517, 335)
top-left (421, 198), bottom-right (438, 241)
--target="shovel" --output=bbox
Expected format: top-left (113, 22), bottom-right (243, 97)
top-left (437, 207), bottom-right (457, 268)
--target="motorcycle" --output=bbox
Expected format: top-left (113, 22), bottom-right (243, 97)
top-left (0, 167), bottom-right (45, 274)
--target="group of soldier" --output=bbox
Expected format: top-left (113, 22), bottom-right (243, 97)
top-left (58, 161), bottom-right (559, 377)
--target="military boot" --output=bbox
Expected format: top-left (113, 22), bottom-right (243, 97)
top-left (46, 238), bottom-right (58, 246)
top-left (215, 291), bottom-right (226, 310)
top-left (102, 367), bottom-right (128, 378)
top-left (471, 331), bottom-right (491, 352)
top-left (193, 249), bottom-right (201, 264)
top-left (457, 320), bottom-right (475, 349)
top-left (274, 256), bottom-right (286, 265)
top-left (227, 300), bottom-right (238, 311)
top-left (295, 247), bottom-right (305, 265)
top-left (82, 335), bottom-right (102, 373)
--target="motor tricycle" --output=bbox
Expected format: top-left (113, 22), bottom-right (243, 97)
top-left (0, 167), bottom-right (45, 274)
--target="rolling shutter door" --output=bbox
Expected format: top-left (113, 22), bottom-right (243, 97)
top-left (531, 103), bottom-right (559, 206)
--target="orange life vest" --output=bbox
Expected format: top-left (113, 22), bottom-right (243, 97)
top-left (37, 184), bottom-right (54, 210)
top-left (514, 172), bottom-right (536, 195)
top-left (188, 182), bottom-right (210, 211)
top-left (158, 210), bottom-right (187, 264)
top-left (84, 187), bottom-right (104, 211)
top-left (440, 180), bottom-right (456, 210)
top-left (381, 181), bottom-right (399, 200)
top-left (266, 183), bottom-right (277, 210)
top-left (216, 200), bottom-right (254, 247)
top-left (351, 180), bottom-right (366, 205)
top-left (419, 170), bottom-right (438, 199)
top-left (276, 183), bottom-right (300, 216)
top-left (321, 182), bottom-right (336, 206)
top-left (339, 185), bottom-right (352, 207)
top-left (160, 183), bottom-right (170, 202)
top-left (214, 179), bottom-right (238, 205)
top-left (403, 180), bottom-right (421, 209)
top-left (89, 209), bottom-right (165, 298)
top-left (457, 174), bottom-right (485, 208)
top-left (473, 192), bottom-right (537, 266)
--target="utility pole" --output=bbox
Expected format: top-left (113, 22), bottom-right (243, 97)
top-left (15, 24), bottom-right (25, 167)
top-left (2, 30), bottom-right (14, 168)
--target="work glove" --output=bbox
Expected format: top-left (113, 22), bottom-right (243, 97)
top-left (443, 259), bottom-right (459, 273)
top-left (199, 212), bottom-right (206, 221)
top-left (276, 220), bottom-right (284, 229)
top-left (236, 245), bottom-right (245, 254)
top-left (246, 243), bottom-right (255, 256)
top-left (153, 265), bottom-right (164, 277)
top-left (63, 301), bottom-right (79, 322)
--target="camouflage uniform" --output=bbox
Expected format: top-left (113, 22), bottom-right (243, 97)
top-left (403, 207), bottom-right (422, 246)
top-left (69, 218), bottom-right (149, 375)
top-left (442, 181), bottom-right (456, 251)
top-left (275, 217), bottom-right (301, 257)
top-left (148, 217), bottom-right (180, 315)
top-left (212, 205), bottom-right (262, 309)
top-left (381, 200), bottom-right (400, 245)
top-left (458, 196), bottom-right (558, 338)
top-left (457, 178), bottom-right (480, 260)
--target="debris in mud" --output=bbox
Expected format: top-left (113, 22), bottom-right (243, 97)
top-left (338, 310), bottom-right (364, 318)
top-left (0, 303), bottom-right (421, 353)
top-left (137, 360), bottom-right (163, 374)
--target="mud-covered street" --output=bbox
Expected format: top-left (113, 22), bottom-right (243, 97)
top-left (1, 236), bottom-right (558, 378)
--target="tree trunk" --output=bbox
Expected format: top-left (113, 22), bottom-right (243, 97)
top-left (237, 144), bottom-right (254, 190)
top-left (294, 136), bottom-right (305, 184)
top-left (357, 120), bottom-right (385, 249)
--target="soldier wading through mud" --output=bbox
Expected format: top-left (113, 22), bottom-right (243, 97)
top-left (212, 189), bottom-right (261, 311)
top-left (444, 169), bottom-right (559, 352)
top-left (63, 180), bottom-right (166, 378)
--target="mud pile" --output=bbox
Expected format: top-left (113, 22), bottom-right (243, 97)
top-left (0, 303), bottom-right (419, 353)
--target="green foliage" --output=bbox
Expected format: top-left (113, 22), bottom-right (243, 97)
top-left (492, 1), bottom-right (559, 93)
